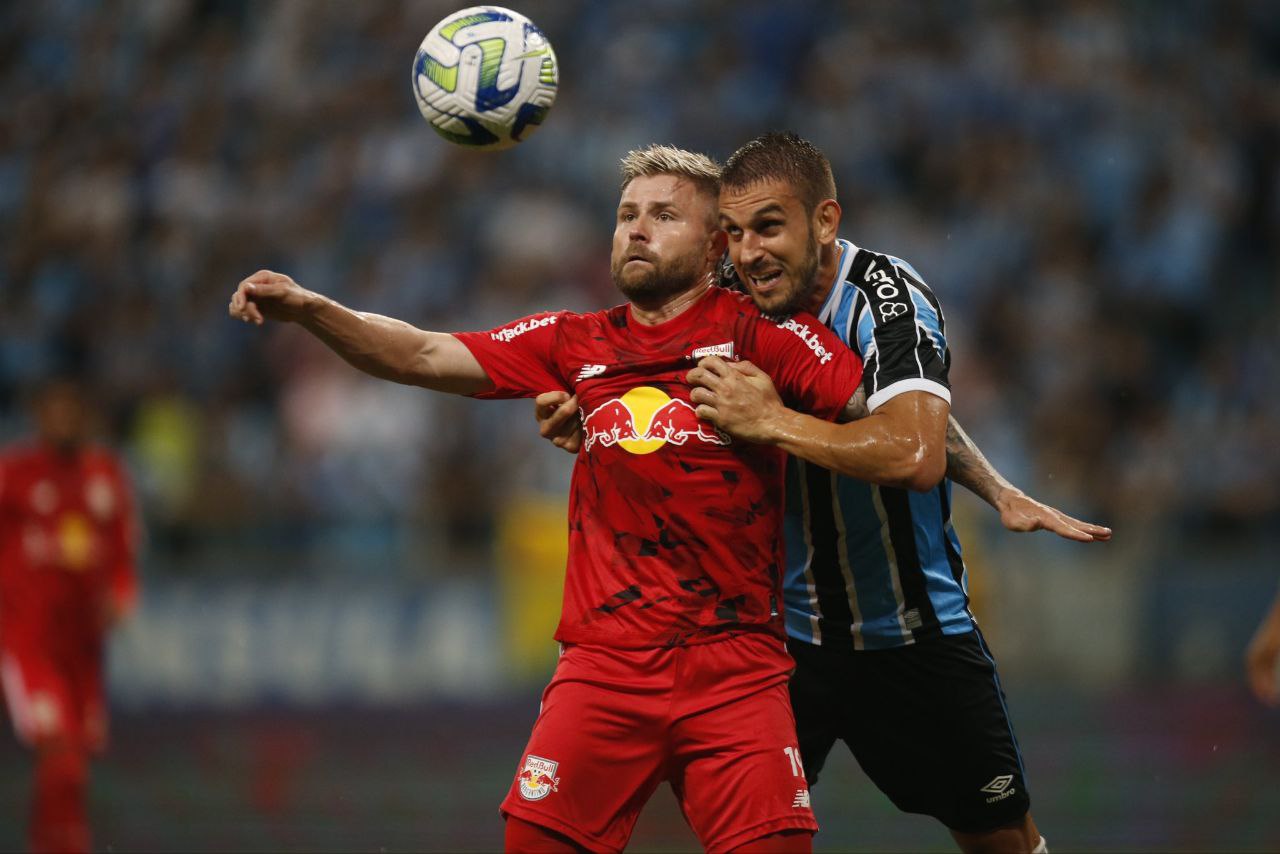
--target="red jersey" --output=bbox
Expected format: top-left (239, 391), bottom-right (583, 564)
top-left (0, 443), bottom-right (139, 650)
top-left (456, 286), bottom-right (862, 648)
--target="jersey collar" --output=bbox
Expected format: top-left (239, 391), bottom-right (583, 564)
top-left (816, 239), bottom-right (858, 325)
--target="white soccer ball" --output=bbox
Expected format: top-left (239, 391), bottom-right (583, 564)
top-left (411, 6), bottom-right (559, 151)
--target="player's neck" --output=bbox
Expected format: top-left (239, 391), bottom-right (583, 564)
top-left (805, 241), bottom-right (843, 315)
top-left (628, 275), bottom-right (713, 327)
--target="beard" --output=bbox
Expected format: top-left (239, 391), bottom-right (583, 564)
top-left (611, 245), bottom-right (706, 304)
top-left (750, 230), bottom-right (821, 317)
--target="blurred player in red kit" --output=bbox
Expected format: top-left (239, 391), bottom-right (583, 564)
top-left (228, 145), bottom-right (890, 852)
top-left (0, 377), bottom-right (139, 853)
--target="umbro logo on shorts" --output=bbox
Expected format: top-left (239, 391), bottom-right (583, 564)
top-left (980, 774), bottom-right (1014, 794)
top-left (980, 774), bottom-right (1018, 803)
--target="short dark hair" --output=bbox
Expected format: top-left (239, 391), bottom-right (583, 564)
top-left (721, 132), bottom-right (836, 212)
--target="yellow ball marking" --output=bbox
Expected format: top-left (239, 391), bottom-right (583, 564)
top-left (618, 386), bottom-right (670, 455)
top-left (57, 513), bottom-right (94, 571)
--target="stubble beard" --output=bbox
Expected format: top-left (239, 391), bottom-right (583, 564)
top-left (612, 248), bottom-right (706, 305)
top-left (755, 230), bottom-right (821, 317)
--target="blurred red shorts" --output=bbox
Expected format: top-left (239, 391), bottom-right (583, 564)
top-left (1, 645), bottom-right (106, 751)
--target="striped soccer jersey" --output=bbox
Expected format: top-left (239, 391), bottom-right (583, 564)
top-left (783, 239), bottom-right (974, 650)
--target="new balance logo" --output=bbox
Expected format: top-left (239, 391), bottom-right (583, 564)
top-left (576, 364), bottom-right (607, 381)
top-left (792, 788), bottom-right (810, 808)
top-left (980, 774), bottom-right (1018, 803)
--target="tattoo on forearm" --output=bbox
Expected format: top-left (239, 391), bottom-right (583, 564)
top-left (945, 417), bottom-right (1013, 508)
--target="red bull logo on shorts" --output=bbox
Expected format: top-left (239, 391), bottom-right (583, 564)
top-left (581, 387), bottom-right (731, 454)
top-left (517, 754), bottom-right (560, 801)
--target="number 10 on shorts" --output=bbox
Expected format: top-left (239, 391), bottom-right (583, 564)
top-left (784, 746), bottom-right (805, 778)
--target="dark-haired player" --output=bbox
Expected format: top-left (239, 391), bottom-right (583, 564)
top-left (231, 145), bottom-right (889, 853)
top-left (537, 133), bottom-right (1109, 853)
top-left (712, 132), bottom-right (1103, 854)
top-left (0, 378), bottom-right (139, 853)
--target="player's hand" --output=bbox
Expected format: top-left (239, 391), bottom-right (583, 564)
top-left (228, 270), bottom-right (318, 326)
top-left (535, 391), bottom-right (582, 454)
top-left (1246, 605), bottom-right (1280, 706)
top-left (994, 488), bottom-right (1113, 543)
top-left (687, 356), bottom-right (786, 444)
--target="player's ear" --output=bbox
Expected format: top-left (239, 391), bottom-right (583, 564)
top-left (813, 199), bottom-right (841, 245)
top-left (708, 227), bottom-right (728, 263)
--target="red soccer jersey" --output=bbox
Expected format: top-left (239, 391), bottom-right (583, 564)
top-left (0, 443), bottom-right (139, 651)
top-left (455, 287), bottom-right (862, 648)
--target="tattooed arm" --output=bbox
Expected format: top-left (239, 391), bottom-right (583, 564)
top-left (945, 418), bottom-right (1111, 542)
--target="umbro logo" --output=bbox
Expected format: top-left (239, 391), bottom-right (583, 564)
top-left (980, 774), bottom-right (1018, 803)
top-left (980, 775), bottom-right (1014, 794)
top-left (576, 364), bottom-right (607, 381)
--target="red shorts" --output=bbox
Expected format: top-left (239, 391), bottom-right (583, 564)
top-left (1, 643), bottom-right (106, 751)
top-left (500, 632), bottom-right (817, 853)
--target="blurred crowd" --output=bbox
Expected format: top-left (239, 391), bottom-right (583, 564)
top-left (1, 0), bottom-right (1275, 579)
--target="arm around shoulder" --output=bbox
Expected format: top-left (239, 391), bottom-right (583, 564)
top-left (711, 382), bottom-right (948, 491)
top-left (866, 391), bottom-right (948, 490)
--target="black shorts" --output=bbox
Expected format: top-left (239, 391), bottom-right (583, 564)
top-left (787, 628), bottom-right (1030, 834)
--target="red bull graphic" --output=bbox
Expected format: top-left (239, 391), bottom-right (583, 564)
top-left (581, 387), bottom-right (731, 454)
top-left (517, 754), bottom-right (560, 801)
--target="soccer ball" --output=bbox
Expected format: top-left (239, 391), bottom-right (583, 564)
top-left (412, 6), bottom-right (559, 150)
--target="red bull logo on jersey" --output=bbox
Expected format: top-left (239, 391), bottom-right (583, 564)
top-left (581, 387), bottom-right (730, 454)
top-left (517, 754), bottom-right (560, 801)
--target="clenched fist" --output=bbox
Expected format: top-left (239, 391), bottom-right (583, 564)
top-left (228, 270), bottom-right (319, 326)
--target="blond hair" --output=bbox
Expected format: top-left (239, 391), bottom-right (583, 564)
top-left (619, 144), bottom-right (721, 195)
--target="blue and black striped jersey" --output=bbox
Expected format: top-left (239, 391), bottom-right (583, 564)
top-left (783, 239), bottom-right (974, 649)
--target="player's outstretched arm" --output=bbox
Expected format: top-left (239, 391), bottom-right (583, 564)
top-left (1246, 588), bottom-right (1280, 706)
top-left (229, 270), bottom-right (492, 395)
top-left (687, 356), bottom-right (946, 492)
top-left (944, 418), bottom-right (1112, 543)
